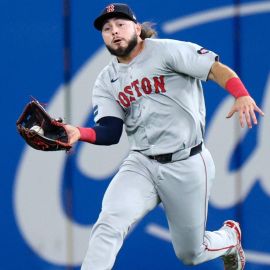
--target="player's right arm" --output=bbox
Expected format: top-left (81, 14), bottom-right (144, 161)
top-left (65, 69), bottom-right (125, 146)
top-left (65, 116), bottom-right (123, 145)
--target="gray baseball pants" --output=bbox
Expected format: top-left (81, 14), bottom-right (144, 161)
top-left (81, 146), bottom-right (238, 269)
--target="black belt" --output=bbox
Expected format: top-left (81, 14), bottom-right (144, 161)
top-left (148, 142), bottom-right (202, 164)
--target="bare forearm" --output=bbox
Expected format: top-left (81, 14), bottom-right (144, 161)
top-left (208, 61), bottom-right (251, 99)
top-left (208, 61), bottom-right (238, 88)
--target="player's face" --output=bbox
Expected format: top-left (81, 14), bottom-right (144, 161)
top-left (102, 18), bottom-right (140, 57)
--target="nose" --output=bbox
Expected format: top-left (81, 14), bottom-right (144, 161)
top-left (111, 25), bottom-right (118, 35)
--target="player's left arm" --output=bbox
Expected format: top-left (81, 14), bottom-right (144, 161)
top-left (208, 61), bottom-right (264, 128)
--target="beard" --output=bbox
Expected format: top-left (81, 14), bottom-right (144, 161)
top-left (106, 33), bottom-right (138, 57)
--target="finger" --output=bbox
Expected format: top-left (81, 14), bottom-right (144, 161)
top-left (239, 110), bottom-right (245, 128)
top-left (250, 108), bottom-right (258, 125)
top-left (226, 108), bottom-right (236, 119)
top-left (254, 105), bottom-right (265, 116)
top-left (244, 109), bottom-right (252, 128)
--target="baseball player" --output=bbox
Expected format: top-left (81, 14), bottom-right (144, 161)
top-left (65, 3), bottom-right (264, 270)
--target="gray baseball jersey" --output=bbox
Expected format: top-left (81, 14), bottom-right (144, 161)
top-left (92, 38), bottom-right (218, 155)
top-left (81, 39), bottom-right (239, 270)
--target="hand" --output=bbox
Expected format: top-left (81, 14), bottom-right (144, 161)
top-left (226, 96), bottom-right (264, 128)
top-left (64, 124), bottom-right (81, 145)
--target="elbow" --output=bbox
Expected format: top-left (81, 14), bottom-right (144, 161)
top-left (109, 134), bottom-right (121, 145)
top-left (107, 127), bottom-right (122, 145)
top-left (98, 133), bottom-right (121, 145)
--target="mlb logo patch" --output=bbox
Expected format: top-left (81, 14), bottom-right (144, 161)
top-left (197, 48), bottom-right (209, 54)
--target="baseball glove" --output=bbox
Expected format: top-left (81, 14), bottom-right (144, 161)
top-left (16, 99), bottom-right (72, 151)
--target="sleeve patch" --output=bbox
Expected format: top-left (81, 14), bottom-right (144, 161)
top-left (197, 48), bottom-right (209, 54)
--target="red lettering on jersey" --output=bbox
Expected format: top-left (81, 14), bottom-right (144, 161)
top-left (131, 79), bottom-right (142, 97)
top-left (141, 77), bottom-right (152, 94)
top-left (153, 75), bottom-right (166, 93)
top-left (124, 86), bottom-right (136, 102)
top-left (118, 75), bottom-right (166, 109)
top-left (118, 92), bottom-right (130, 108)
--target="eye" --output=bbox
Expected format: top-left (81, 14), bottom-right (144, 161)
top-left (102, 26), bottom-right (110, 32)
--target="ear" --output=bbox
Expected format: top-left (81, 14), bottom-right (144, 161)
top-left (135, 23), bottom-right (142, 37)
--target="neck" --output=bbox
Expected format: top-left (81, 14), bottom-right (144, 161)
top-left (117, 39), bottom-right (144, 64)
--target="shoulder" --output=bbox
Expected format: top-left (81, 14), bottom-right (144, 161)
top-left (145, 38), bottom-right (200, 52)
top-left (93, 66), bottom-right (111, 95)
top-left (96, 61), bottom-right (113, 81)
top-left (94, 60), bottom-right (115, 87)
top-left (145, 38), bottom-right (188, 46)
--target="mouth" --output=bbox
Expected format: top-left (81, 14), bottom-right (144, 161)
top-left (113, 38), bottom-right (123, 44)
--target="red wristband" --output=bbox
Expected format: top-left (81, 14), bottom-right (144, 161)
top-left (225, 77), bottom-right (250, 98)
top-left (77, 127), bottom-right (96, 143)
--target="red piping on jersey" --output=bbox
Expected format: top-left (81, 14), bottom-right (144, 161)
top-left (200, 152), bottom-right (208, 244)
top-left (204, 243), bottom-right (236, 252)
top-left (200, 152), bottom-right (237, 253)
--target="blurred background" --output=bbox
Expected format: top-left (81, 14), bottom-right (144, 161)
top-left (1, 0), bottom-right (270, 269)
